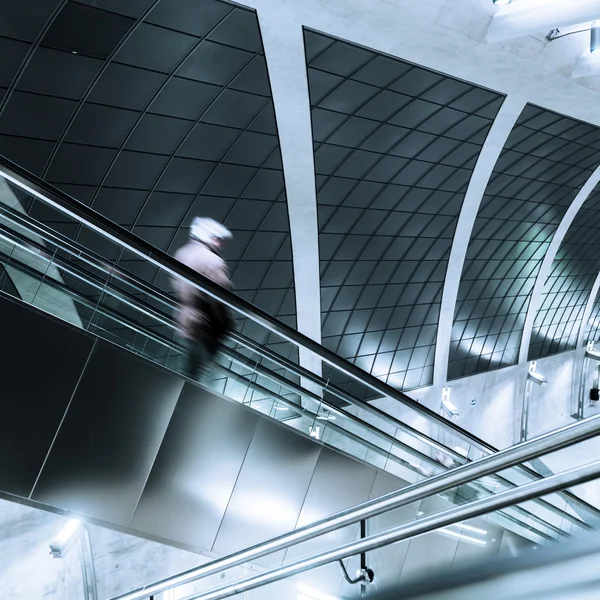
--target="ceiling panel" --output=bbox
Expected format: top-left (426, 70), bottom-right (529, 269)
top-left (530, 185), bottom-right (600, 359)
top-left (449, 105), bottom-right (600, 379)
top-left (0, 0), bottom-right (296, 340)
top-left (305, 29), bottom-right (504, 393)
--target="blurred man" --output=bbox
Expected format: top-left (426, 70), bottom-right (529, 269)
top-left (173, 217), bottom-right (234, 381)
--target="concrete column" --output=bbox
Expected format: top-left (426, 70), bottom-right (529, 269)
top-left (256, 10), bottom-right (323, 379)
top-left (433, 96), bottom-right (527, 386)
top-left (519, 164), bottom-right (600, 364)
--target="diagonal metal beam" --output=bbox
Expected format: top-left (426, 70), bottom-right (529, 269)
top-left (434, 96), bottom-right (527, 386)
top-left (577, 270), bottom-right (600, 348)
top-left (519, 164), bottom-right (600, 364)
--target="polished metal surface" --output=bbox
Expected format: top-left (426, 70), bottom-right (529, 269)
top-left (110, 410), bottom-right (600, 600)
top-left (212, 419), bottom-right (322, 560)
top-left (0, 294), bottom-right (94, 497)
top-left (32, 340), bottom-right (183, 525)
top-left (131, 383), bottom-right (259, 549)
top-left (186, 457), bottom-right (600, 600)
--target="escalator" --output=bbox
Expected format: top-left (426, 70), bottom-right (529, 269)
top-left (0, 155), bottom-right (598, 561)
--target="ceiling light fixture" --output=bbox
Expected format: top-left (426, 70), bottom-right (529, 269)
top-left (591, 25), bottom-right (600, 53)
top-left (49, 519), bottom-right (82, 558)
top-left (492, 0), bottom-right (512, 5)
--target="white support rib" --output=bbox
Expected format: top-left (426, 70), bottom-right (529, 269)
top-left (433, 96), bottom-right (527, 386)
top-left (578, 271), bottom-right (600, 348)
top-left (519, 164), bottom-right (600, 364)
top-left (256, 11), bottom-right (322, 378)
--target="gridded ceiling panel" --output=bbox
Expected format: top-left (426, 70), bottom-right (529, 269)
top-left (0, 0), bottom-right (296, 337)
top-left (585, 288), bottom-right (600, 343)
top-left (305, 29), bottom-right (504, 392)
top-left (449, 105), bottom-right (600, 379)
top-left (529, 185), bottom-right (600, 359)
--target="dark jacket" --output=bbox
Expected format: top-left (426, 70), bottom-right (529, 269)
top-left (173, 240), bottom-right (232, 341)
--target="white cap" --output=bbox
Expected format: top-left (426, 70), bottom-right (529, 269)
top-left (189, 217), bottom-right (232, 245)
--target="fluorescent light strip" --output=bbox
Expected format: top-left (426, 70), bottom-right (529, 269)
top-left (439, 528), bottom-right (488, 546)
top-left (452, 523), bottom-right (487, 536)
top-left (55, 519), bottom-right (81, 544)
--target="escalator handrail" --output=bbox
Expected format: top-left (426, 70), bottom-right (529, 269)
top-left (1, 200), bottom-right (596, 529)
top-left (0, 154), bottom-right (510, 456)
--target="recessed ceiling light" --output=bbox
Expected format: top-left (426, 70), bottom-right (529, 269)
top-left (492, 0), bottom-right (512, 5)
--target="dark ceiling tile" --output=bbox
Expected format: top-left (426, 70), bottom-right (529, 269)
top-left (91, 188), bottom-right (147, 225)
top-left (223, 131), bottom-right (279, 167)
top-left (352, 54), bottom-right (412, 88)
top-left (327, 116), bottom-right (380, 147)
top-left (125, 113), bottom-right (191, 155)
top-left (444, 114), bottom-right (490, 142)
top-left (335, 149), bottom-right (381, 179)
top-left (0, 91), bottom-right (76, 140)
top-left (73, 0), bottom-right (157, 19)
top-left (449, 87), bottom-right (501, 113)
top-left (420, 78), bottom-right (472, 105)
top-left (389, 67), bottom-right (444, 97)
top-left (0, 37), bottom-right (29, 86)
top-left (156, 157), bottom-right (215, 194)
top-left (310, 41), bottom-right (374, 77)
top-left (88, 62), bottom-right (165, 110)
top-left (418, 107), bottom-right (466, 136)
top-left (177, 40), bottom-right (253, 86)
top-left (242, 169), bottom-right (284, 201)
top-left (146, 0), bottom-right (231, 37)
top-left (148, 76), bottom-right (220, 120)
top-left (304, 29), bottom-right (334, 62)
top-left (311, 108), bottom-right (347, 143)
top-left (229, 55), bottom-right (271, 97)
top-left (41, 2), bottom-right (134, 59)
top-left (356, 89), bottom-right (412, 121)
top-left (65, 103), bottom-right (139, 147)
top-left (307, 68), bottom-right (344, 105)
top-left (46, 143), bottom-right (116, 185)
top-left (104, 150), bottom-right (169, 190)
top-left (16, 46), bottom-right (103, 99)
top-left (364, 155), bottom-right (409, 183)
top-left (135, 191), bottom-right (195, 227)
top-left (132, 225), bottom-right (175, 250)
top-left (390, 130), bottom-right (438, 159)
top-left (178, 122), bottom-right (239, 161)
top-left (202, 163), bottom-right (256, 197)
top-left (388, 98), bottom-right (440, 129)
top-left (0, 0), bottom-right (64, 42)
top-left (360, 123), bottom-right (408, 154)
top-left (315, 145), bottom-right (353, 175)
top-left (0, 134), bottom-right (53, 175)
top-left (223, 198), bottom-right (271, 231)
top-left (201, 89), bottom-right (267, 129)
top-left (208, 8), bottom-right (262, 52)
top-left (318, 79), bottom-right (379, 114)
top-left (115, 23), bottom-right (199, 73)
top-left (247, 101), bottom-right (278, 135)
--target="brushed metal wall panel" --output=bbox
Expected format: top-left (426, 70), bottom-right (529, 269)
top-left (0, 295), bottom-right (94, 497)
top-left (130, 383), bottom-right (259, 550)
top-left (213, 419), bottom-right (322, 556)
top-left (31, 341), bottom-right (183, 525)
top-left (284, 447), bottom-right (377, 563)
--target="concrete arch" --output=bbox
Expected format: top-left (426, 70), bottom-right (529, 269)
top-left (433, 96), bottom-right (527, 386)
top-left (519, 164), bottom-right (600, 364)
top-left (257, 11), bottom-right (323, 378)
top-left (578, 271), bottom-right (600, 348)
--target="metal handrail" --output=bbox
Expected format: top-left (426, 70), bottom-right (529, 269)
top-left (185, 457), bottom-right (600, 600)
top-left (110, 412), bottom-right (600, 600)
top-left (0, 154), bottom-right (509, 456)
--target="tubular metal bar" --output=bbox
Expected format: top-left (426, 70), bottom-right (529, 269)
top-left (109, 413), bottom-right (600, 600)
top-left (0, 225), bottom-right (584, 537)
top-left (187, 458), bottom-right (600, 600)
top-left (0, 156), bottom-right (507, 455)
top-left (1, 211), bottom-right (595, 529)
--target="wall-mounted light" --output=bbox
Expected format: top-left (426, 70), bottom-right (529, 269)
top-left (49, 519), bottom-right (81, 558)
top-left (441, 386), bottom-right (459, 418)
top-left (591, 25), bottom-right (600, 53)
top-left (527, 361), bottom-right (547, 386)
